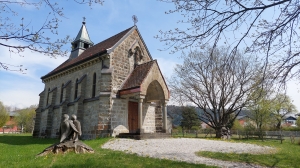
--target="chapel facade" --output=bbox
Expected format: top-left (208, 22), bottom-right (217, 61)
top-left (32, 21), bottom-right (170, 139)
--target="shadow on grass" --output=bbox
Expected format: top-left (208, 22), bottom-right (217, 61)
top-left (0, 134), bottom-right (57, 145)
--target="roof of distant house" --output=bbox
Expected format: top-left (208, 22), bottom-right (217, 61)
top-left (9, 111), bottom-right (18, 117)
top-left (284, 116), bottom-right (297, 120)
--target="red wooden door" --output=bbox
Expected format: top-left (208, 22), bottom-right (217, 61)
top-left (128, 101), bottom-right (138, 133)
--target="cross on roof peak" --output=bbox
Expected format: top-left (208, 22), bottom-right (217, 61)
top-left (83, 17), bottom-right (86, 24)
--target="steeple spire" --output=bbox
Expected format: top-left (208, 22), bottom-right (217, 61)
top-left (70, 18), bottom-right (94, 59)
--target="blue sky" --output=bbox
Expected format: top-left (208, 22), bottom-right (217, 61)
top-left (1, 0), bottom-right (300, 112)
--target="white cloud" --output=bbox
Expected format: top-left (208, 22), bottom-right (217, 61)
top-left (0, 40), bottom-right (67, 79)
top-left (286, 80), bottom-right (300, 112)
top-left (0, 40), bottom-right (67, 108)
top-left (156, 57), bottom-right (179, 79)
top-left (0, 89), bottom-right (41, 109)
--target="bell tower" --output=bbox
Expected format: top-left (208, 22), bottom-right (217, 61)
top-left (70, 18), bottom-right (94, 59)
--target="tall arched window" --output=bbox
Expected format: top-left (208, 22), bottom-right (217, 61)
top-left (46, 88), bottom-right (50, 106)
top-left (92, 73), bottom-right (96, 97)
top-left (74, 79), bottom-right (78, 99)
top-left (60, 83), bottom-right (64, 103)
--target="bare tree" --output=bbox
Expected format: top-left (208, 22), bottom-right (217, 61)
top-left (0, 0), bottom-right (104, 71)
top-left (157, 0), bottom-right (300, 82)
top-left (169, 47), bottom-right (262, 138)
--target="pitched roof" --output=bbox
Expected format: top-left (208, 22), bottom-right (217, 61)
top-left (73, 22), bottom-right (93, 45)
top-left (284, 116), bottom-right (297, 120)
top-left (121, 60), bottom-right (156, 90)
top-left (42, 26), bottom-right (134, 79)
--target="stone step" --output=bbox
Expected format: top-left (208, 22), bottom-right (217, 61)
top-left (117, 133), bottom-right (171, 140)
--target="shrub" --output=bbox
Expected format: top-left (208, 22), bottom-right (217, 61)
top-left (232, 120), bottom-right (243, 131)
top-left (191, 126), bottom-right (200, 130)
top-left (282, 126), bottom-right (300, 131)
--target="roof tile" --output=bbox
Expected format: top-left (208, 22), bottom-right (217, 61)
top-left (42, 26), bottom-right (134, 79)
top-left (121, 60), bottom-right (156, 90)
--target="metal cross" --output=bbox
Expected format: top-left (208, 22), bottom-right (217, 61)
top-left (132, 15), bottom-right (138, 26)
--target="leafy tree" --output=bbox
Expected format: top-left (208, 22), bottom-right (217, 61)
top-left (248, 89), bottom-right (273, 132)
top-left (296, 117), bottom-right (300, 127)
top-left (0, 101), bottom-right (9, 128)
top-left (272, 94), bottom-right (297, 130)
top-left (232, 120), bottom-right (243, 131)
top-left (169, 47), bottom-right (262, 138)
top-left (0, 0), bottom-right (104, 71)
top-left (15, 105), bottom-right (37, 133)
top-left (158, 0), bottom-right (300, 82)
top-left (180, 106), bottom-right (200, 130)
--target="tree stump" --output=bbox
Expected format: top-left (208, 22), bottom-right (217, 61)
top-left (37, 140), bottom-right (94, 156)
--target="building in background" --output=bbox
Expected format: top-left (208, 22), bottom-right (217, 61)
top-left (0, 111), bottom-right (18, 133)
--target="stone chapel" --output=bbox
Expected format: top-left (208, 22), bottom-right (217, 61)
top-left (33, 21), bottom-right (170, 139)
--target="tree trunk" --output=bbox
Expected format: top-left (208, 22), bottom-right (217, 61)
top-left (37, 140), bottom-right (94, 156)
top-left (215, 128), bottom-right (222, 138)
top-left (276, 121), bottom-right (281, 130)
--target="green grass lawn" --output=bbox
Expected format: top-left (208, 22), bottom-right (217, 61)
top-left (0, 134), bottom-right (214, 168)
top-left (197, 138), bottom-right (300, 168)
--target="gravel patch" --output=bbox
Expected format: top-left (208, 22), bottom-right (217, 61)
top-left (102, 138), bottom-right (275, 168)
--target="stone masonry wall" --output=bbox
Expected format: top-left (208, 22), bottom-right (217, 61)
top-left (155, 106), bottom-right (163, 133)
top-left (51, 108), bottom-right (61, 137)
top-left (111, 29), bottom-right (152, 94)
top-left (81, 101), bottom-right (99, 139)
top-left (111, 98), bottom-right (128, 131)
top-left (42, 60), bottom-right (102, 107)
top-left (35, 59), bottom-right (105, 139)
top-left (33, 90), bottom-right (45, 137)
top-left (39, 109), bottom-right (48, 134)
top-left (142, 103), bottom-right (156, 133)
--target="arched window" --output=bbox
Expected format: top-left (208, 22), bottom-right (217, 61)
top-left (74, 79), bottom-right (78, 99)
top-left (60, 83), bottom-right (64, 103)
top-left (46, 88), bottom-right (50, 106)
top-left (92, 73), bottom-right (96, 97)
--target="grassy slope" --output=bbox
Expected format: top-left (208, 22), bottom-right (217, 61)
top-left (197, 138), bottom-right (300, 168)
top-left (0, 134), bottom-right (215, 168)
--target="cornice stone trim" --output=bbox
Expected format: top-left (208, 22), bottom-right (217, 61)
top-left (100, 92), bottom-right (111, 97)
top-left (39, 90), bottom-right (45, 96)
top-left (77, 74), bottom-right (87, 83)
top-left (83, 96), bottom-right (100, 103)
top-left (42, 105), bottom-right (52, 111)
top-left (49, 87), bottom-right (57, 93)
top-left (63, 80), bottom-right (71, 88)
top-left (67, 96), bottom-right (81, 106)
top-left (43, 57), bottom-right (101, 83)
top-left (101, 68), bottom-right (113, 74)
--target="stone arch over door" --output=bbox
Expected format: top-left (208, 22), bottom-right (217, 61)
top-left (140, 62), bottom-right (169, 101)
top-left (118, 61), bottom-right (170, 133)
top-left (144, 80), bottom-right (164, 103)
top-left (144, 80), bottom-right (165, 132)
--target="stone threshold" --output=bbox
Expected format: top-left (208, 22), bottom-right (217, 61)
top-left (117, 133), bottom-right (171, 140)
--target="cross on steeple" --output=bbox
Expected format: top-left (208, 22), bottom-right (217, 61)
top-left (83, 17), bottom-right (86, 24)
top-left (69, 19), bottom-right (93, 59)
top-left (132, 15), bottom-right (138, 26)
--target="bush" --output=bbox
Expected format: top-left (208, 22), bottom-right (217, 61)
top-left (232, 120), bottom-right (244, 131)
top-left (282, 126), bottom-right (300, 131)
top-left (191, 126), bottom-right (200, 130)
top-left (244, 123), bottom-right (256, 132)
